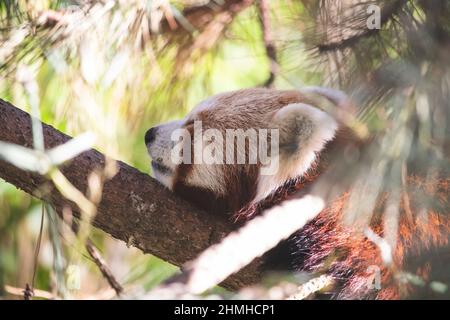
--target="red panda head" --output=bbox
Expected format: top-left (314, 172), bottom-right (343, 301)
top-left (145, 87), bottom-right (351, 215)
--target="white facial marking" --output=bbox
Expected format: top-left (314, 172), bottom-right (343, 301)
top-left (147, 119), bottom-right (184, 189)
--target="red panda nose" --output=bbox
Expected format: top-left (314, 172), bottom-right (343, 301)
top-left (145, 127), bottom-right (157, 145)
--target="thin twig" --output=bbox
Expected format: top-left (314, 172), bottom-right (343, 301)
top-left (62, 215), bottom-right (124, 297)
top-left (5, 284), bottom-right (116, 300)
top-left (85, 240), bottom-right (124, 296)
top-left (29, 204), bottom-right (45, 299)
top-left (257, 0), bottom-right (278, 87)
top-left (5, 284), bottom-right (53, 300)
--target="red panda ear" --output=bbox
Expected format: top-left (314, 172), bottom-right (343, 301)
top-left (253, 103), bottom-right (338, 203)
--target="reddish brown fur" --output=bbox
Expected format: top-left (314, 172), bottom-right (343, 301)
top-left (234, 129), bottom-right (450, 299)
top-left (167, 88), bottom-right (450, 299)
top-left (171, 88), bottom-right (340, 214)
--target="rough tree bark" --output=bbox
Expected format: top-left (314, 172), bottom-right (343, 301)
top-left (0, 98), bottom-right (263, 291)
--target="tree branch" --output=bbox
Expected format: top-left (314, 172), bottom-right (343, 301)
top-left (0, 98), bottom-right (263, 291)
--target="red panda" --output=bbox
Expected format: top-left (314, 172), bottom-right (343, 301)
top-left (145, 87), bottom-right (450, 299)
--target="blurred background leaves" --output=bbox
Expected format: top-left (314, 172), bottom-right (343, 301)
top-left (0, 0), bottom-right (449, 299)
